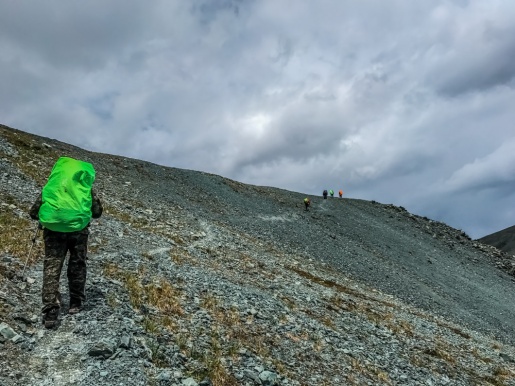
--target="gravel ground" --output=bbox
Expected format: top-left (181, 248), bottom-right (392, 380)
top-left (1, 124), bottom-right (515, 386)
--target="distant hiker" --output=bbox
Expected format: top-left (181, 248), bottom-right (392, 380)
top-left (304, 197), bottom-right (311, 211)
top-left (329, 189), bottom-right (334, 197)
top-left (29, 157), bottom-right (103, 329)
top-left (339, 190), bottom-right (343, 198)
top-left (323, 190), bottom-right (328, 199)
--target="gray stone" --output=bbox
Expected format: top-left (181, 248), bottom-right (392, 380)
top-left (243, 370), bottom-right (261, 384)
top-left (500, 353), bottom-right (515, 363)
top-left (182, 378), bottom-right (198, 386)
top-left (119, 334), bottom-right (132, 349)
top-left (157, 371), bottom-right (172, 381)
top-left (88, 340), bottom-right (116, 359)
top-left (259, 371), bottom-right (279, 386)
top-left (11, 334), bottom-right (24, 344)
top-left (0, 323), bottom-right (17, 340)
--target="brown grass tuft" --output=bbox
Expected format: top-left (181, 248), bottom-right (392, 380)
top-left (0, 210), bottom-right (43, 266)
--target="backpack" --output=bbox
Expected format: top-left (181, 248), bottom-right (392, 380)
top-left (38, 157), bottom-right (96, 232)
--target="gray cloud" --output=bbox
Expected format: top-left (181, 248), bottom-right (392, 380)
top-left (1, 0), bottom-right (515, 238)
top-left (0, 1), bottom-right (157, 69)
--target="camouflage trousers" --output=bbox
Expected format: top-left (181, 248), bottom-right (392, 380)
top-left (42, 229), bottom-right (88, 313)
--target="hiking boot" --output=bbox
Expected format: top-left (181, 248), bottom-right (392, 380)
top-left (68, 305), bottom-right (82, 315)
top-left (43, 308), bottom-right (59, 329)
top-left (69, 299), bottom-right (82, 315)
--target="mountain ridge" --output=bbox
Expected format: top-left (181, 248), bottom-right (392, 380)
top-left (1, 124), bottom-right (515, 385)
top-left (479, 225), bottom-right (515, 255)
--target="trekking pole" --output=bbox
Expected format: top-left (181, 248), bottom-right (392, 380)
top-left (21, 223), bottom-right (40, 277)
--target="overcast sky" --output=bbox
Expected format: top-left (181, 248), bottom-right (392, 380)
top-left (1, 0), bottom-right (514, 238)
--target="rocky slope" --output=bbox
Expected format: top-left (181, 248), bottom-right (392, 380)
top-left (479, 225), bottom-right (515, 255)
top-left (1, 124), bottom-right (515, 386)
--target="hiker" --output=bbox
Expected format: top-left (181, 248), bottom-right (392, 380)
top-left (329, 189), bottom-right (334, 197)
top-left (29, 157), bottom-right (103, 329)
top-left (339, 190), bottom-right (343, 198)
top-left (323, 190), bottom-right (328, 199)
top-left (304, 197), bottom-right (311, 211)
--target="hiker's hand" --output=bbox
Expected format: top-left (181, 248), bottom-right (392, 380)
top-left (38, 222), bottom-right (43, 229)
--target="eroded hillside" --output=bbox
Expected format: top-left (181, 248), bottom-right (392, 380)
top-left (1, 124), bottom-right (515, 386)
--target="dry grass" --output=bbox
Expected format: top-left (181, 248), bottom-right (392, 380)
top-left (103, 204), bottom-right (133, 224)
top-left (385, 318), bottom-right (415, 337)
top-left (102, 263), bottom-right (184, 315)
top-left (484, 365), bottom-right (515, 386)
top-left (142, 316), bottom-right (160, 334)
top-left (410, 342), bottom-right (515, 386)
top-left (288, 265), bottom-right (395, 308)
top-left (171, 321), bottom-right (241, 385)
top-left (209, 362), bottom-right (240, 385)
top-left (187, 329), bottom-right (241, 385)
top-left (200, 293), bottom-right (219, 310)
top-left (102, 262), bottom-right (121, 277)
top-left (279, 294), bottom-right (297, 310)
top-left (349, 357), bottom-right (393, 385)
top-left (471, 346), bottom-right (494, 364)
top-left (423, 343), bottom-right (457, 365)
top-left (0, 210), bottom-right (43, 266)
top-left (492, 342), bottom-right (503, 350)
top-left (197, 355), bottom-right (240, 386)
top-left (146, 340), bottom-right (169, 368)
top-left (325, 290), bottom-right (416, 339)
top-left (482, 372), bottom-right (514, 386)
top-left (158, 315), bottom-right (179, 333)
top-left (193, 296), bottom-right (285, 381)
top-left (169, 234), bottom-right (187, 246)
top-left (320, 315), bottom-right (336, 329)
top-left (123, 271), bottom-right (145, 309)
top-left (105, 292), bottom-right (119, 308)
top-left (492, 366), bottom-right (513, 378)
top-left (146, 279), bottom-right (184, 315)
top-left (170, 248), bottom-right (195, 265)
top-left (436, 321), bottom-right (472, 339)
top-left (313, 338), bottom-right (325, 352)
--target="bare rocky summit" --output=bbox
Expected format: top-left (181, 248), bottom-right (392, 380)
top-left (1, 124), bottom-right (515, 386)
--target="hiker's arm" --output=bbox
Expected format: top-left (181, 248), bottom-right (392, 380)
top-left (91, 189), bottom-right (103, 219)
top-left (29, 193), bottom-right (43, 220)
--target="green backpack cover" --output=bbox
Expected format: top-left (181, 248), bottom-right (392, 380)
top-left (39, 157), bottom-right (96, 232)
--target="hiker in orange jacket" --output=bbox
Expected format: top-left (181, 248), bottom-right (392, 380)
top-left (339, 190), bottom-right (343, 198)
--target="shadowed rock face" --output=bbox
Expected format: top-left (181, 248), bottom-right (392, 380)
top-left (479, 225), bottom-right (515, 255)
top-left (1, 124), bottom-right (515, 386)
